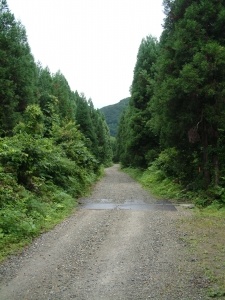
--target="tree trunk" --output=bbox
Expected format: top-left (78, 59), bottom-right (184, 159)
top-left (213, 155), bottom-right (219, 186)
top-left (202, 122), bottom-right (210, 188)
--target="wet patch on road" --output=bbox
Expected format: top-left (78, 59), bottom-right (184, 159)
top-left (81, 199), bottom-right (177, 211)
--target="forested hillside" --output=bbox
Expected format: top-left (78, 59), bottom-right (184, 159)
top-left (117, 0), bottom-right (225, 205)
top-left (0, 0), bottom-right (112, 259)
top-left (100, 98), bottom-right (130, 136)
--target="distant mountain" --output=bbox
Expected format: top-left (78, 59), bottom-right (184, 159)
top-left (100, 97), bottom-right (130, 137)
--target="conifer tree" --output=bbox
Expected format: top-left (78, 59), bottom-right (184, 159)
top-left (117, 36), bottom-right (159, 167)
top-left (95, 110), bottom-right (113, 166)
top-left (52, 71), bottom-right (76, 121)
top-left (37, 65), bottom-right (53, 96)
top-left (151, 0), bottom-right (225, 186)
top-left (116, 105), bottom-right (134, 167)
top-left (0, 0), bottom-right (37, 135)
top-left (75, 94), bottom-right (98, 156)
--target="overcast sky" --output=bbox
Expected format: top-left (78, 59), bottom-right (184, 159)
top-left (7, 0), bottom-right (165, 108)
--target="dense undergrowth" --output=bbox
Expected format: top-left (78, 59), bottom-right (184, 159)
top-left (123, 147), bottom-right (225, 208)
top-left (0, 120), bottom-right (103, 262)
top-left (0, 163), bottom-right (102, 262)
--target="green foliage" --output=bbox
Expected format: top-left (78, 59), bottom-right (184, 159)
top-left (38, 94), bottom-right (60, 137)
top-left (150, 0), bottom-right (225, 188)
top-left (94, 111), bottom-right (113, 166)
top-left (151, 148), bottom-right (180, 178)
top-left (0, 0), bottom-right (37, 135)
top-left (100, 97), bottom-right (130, 137)
top-left (0, 179), bottom-right (78, 260)
top-left (53, 121), bottom-right (100, 177)
top-left (116, 36), bottom-right (159, 168)
top-left (117, 0), bottom-right (225, 204)
top-left (51, 71), bottom-right (76, 121)
top-left (14, 104), bottom-right (45, 136)
top-left (110, 136), bottom-right (118, 162)
top-left (0, 123), bottom-right (100, 260)
top-left (36, 65), bottom-right (53, 95)
top-left (75, 95), bottom-right (98, 154)
top-left (75, 94), bottom-right (112, 166)
top-left (0, 1), bottom-right (112, 261)
top-left (123, 166), bottom-right (184, 200)
top-left (116, 107), bottom-right (133, 166)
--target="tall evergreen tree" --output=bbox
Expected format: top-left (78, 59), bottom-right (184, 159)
top-left (94, 110), bottom-right (113, 166)
top-left (116, 106), bottom-right (133, 166)
top-left (151, 0), bottom-right (225, 186)
top-left (75, 94), bottom-right (98, 156)
top-left (36, 65), bottom-right (53, 96)
top-left (0, 0), bottom-right (37, 135)
top-left (52, 71), bottom-right (76, 121)
top-left (117, 36), bottom-right (159, 167)
top-left (75, 95), bottom-right (112, 165)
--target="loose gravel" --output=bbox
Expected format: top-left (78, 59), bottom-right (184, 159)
top-left (0, 165), bottom-right (209, 299)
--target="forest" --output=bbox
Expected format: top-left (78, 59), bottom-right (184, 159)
top-left (116, 0), bottom-right (225, 206)
top-left (0, 0), bottom-right (112, 259)
top-left (1, 0), bottom-right (225, 260)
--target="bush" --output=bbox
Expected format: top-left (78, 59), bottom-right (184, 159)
top-left (152, 148), bottom-right (181, 179)
top-left (0, 120), bottom-right (101, 261)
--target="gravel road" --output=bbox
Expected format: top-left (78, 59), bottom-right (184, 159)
top-left (0, 165), bottom-right (208, 299)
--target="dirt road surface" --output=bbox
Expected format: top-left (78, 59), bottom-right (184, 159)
top-left (0, 165), bottom-right (208, 299)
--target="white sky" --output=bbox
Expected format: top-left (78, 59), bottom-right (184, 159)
top-left (7, 0), bottom-right (165, 108)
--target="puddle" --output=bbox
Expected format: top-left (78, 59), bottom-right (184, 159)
top-left (81, 200), bottom-right (176, 211)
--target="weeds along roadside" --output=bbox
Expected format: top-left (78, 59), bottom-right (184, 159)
top-left (0, 129), bottom-right (105, 262)
top-left (0, 167), bottom-right (104, 263)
